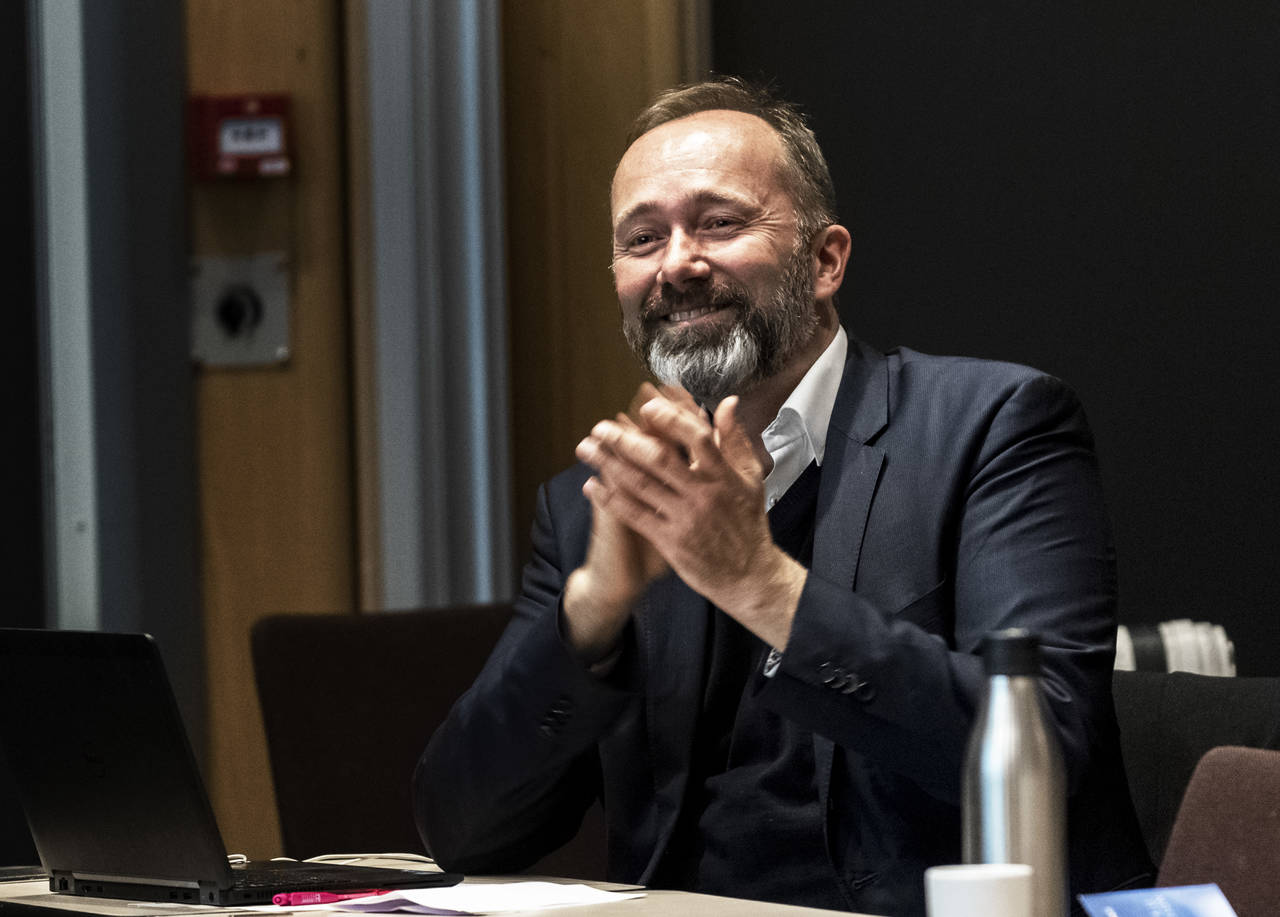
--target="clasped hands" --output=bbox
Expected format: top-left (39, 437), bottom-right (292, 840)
top-left (562, 382), bottom-right (806, 663)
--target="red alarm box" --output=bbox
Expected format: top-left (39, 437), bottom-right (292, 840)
top-left (188, 94), bottom-right (292, 179)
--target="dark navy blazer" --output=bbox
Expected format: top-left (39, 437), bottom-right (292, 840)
top-left (415, 335), bottom-right (1154, 916)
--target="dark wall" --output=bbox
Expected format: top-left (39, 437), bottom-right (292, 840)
top-left (713, 1), bottom-right (1280, 675)
top-left (2, 0), bottom-right (46, 629)
top-left (0, 0), bottom-right (44, 868)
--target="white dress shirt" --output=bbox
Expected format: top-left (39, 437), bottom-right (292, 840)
top-left (760, 326), bottom-right (848, 509)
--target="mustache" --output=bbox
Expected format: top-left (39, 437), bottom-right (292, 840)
top-left (642, 281), bottom-right (750, 324)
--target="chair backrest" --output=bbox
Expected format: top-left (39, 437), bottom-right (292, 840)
top-left (251, 605), bottom-right (513, 859)
top-left (1157, 746), bottom-right (1280, 917)
top-left (1111, 670), bottom-right (1280, 865)
top-left (251, 605), bottom-right (607, 879)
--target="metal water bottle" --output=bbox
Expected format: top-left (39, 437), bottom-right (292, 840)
top-left (962, 629), bottom-right (1068, 917)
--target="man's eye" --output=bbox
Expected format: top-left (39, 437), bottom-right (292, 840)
top-left (706, 217), bottom-right (739, 232)
top-left (628, 233), bottom-right (659, 250)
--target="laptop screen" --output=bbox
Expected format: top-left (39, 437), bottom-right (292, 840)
top-left (0, 629), bottom-right (231, 888)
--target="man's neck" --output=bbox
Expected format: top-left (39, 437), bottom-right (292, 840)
top-left (736, 308), bottom-right (840, 446)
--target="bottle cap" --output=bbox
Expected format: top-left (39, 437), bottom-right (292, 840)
top-left (982, 628), bottom-right (1040, 675)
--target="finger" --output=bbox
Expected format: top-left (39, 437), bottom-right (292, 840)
top-left (576, 432), bottom-right (605, 470)
top-left (578, 430), bottom-right (649, 479)
top-left (712, 396), bottom-right (763, 477)
top-left (583, 474), bottom-right (671, 546)
top-left (636, 386), bottom-right (700, 461)
top-left (579, 427), bottom-right (688, 522)
top-left (589, 419), bottom-right (696, 490)
top-left (655, 383), bottom-right (702, 416)
top-left (627, 382), bottom-right (664, 425)
top-left (636, 397), bottom-right (723, 473)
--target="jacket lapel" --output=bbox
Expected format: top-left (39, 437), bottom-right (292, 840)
top-left (812, 336), bottom-right (890, 813)
top-left (814, 336), bottom-right (889, 593)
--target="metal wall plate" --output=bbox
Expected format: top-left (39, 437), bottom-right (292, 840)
top-left (191, 253), bottom-right (291, 367)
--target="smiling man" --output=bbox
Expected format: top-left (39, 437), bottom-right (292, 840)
top-left (415, 79), bottom-right (1153, 916)
top-left (613, 107), bottom-right (834, 411)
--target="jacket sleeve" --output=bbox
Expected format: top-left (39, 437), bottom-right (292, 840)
top-left (758, 371), bottom-right (1119, 805)
top-left (413, 476), bottom-right (633, 873)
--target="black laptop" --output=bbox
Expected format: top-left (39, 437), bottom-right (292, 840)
top-left (0, 628), bottom-right (461, 905)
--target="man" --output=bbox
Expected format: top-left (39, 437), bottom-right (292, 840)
top-left (415, 78), bottom-right (1153, 916)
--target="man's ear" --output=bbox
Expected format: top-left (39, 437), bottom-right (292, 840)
top-left (811, 224), bottom-right (852, 302)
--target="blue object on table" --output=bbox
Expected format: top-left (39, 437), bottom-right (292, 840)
top-left (1078, 883), bottom-right (1237, 917)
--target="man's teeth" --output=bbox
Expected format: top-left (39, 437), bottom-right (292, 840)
top-left (666, 305), bottom-right (719, 322)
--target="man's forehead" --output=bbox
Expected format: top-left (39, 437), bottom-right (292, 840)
top-left (611, 109), bottom-right (787, 213)
top-left (618, 109), bottom-right (780, 168)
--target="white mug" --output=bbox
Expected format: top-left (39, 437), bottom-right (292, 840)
top-left (924, 863), bottom-right (1034, 917)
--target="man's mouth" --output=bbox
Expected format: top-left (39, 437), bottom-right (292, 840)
top-left (664, 304), bottom-right (727, 323)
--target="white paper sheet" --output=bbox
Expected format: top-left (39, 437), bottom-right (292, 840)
top-left (331, 882), bottom-right (644, 916)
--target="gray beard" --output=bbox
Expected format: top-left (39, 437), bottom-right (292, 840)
top-left (645, 322), bottom-right (760, 407)
top-left (623, 244), bottom-right (818, 405)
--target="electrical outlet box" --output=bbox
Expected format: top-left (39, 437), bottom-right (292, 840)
top-left (191, 253), bottom-right (291, 367)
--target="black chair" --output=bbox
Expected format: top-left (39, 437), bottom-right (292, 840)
top-left (1111, 669), bottom-right (1280, 866)
top-left (250, 605), bottom-right (606, 879)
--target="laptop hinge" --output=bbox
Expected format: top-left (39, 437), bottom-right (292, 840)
top-left (68, 872), bottom-right (201, 889)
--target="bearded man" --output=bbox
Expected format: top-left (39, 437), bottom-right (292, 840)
top-left (415, 78), bottom-right (1153, 917)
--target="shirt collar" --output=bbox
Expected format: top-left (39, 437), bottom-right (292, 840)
top-left (759, 327), bottom-right (847, 509)
top-left (762, 325), bottom-right (847, 467)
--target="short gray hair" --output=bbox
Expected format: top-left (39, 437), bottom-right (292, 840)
top-left (625, 76), bottom-right (838, 244)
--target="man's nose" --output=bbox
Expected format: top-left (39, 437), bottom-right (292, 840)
top-left (657, 228), bottom-right (711, 288)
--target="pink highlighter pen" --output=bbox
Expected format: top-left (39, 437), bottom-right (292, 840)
top-left (272, 889), bottom-right (393, 907)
